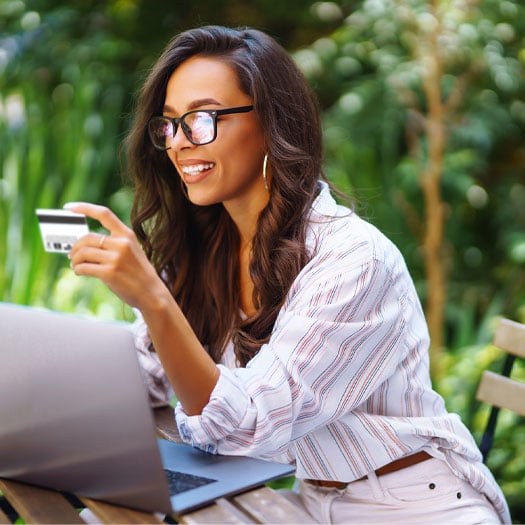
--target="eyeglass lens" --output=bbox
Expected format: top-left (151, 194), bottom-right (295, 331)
top-left (149, 112), bottom-right (215, 149)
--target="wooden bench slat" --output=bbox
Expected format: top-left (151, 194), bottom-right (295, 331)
top-left (493, 318), bottom-right (525, 358)
top-left (233, 486), bottom-right (314, 524)
top-left (476, 371), bottom-right (525, 417)
top-left (0, 504), bottom-right (11, 525)
top-left (177, 497), bottom-right (255, 524)
top-left (154, 406), bottom-right (182, 443)
top-left (80, 497), bottom-right (163, 524)
top-left (0, 479), bottom-right (83, 524)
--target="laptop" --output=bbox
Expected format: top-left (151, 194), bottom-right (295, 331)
top-left (0, 302), bottom-right (294, 515)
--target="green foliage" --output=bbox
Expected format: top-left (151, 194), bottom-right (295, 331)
top-left (1, 1), bottom-right (133, 315)
top-left (296, 0), bottom-right (525, 334)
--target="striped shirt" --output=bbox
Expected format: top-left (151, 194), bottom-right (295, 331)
top-left (133, 183), bottom-right (509, 523)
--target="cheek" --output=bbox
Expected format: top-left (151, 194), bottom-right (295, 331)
top-left (166, 150), bottom-right (178, 169)
top-left (225, 140), bottom-right (263, 179)
top-left (234, 124), bottom-right (265, 165)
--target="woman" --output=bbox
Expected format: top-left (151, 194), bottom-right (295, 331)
top-left (67, 26), bottom-right (510, 523)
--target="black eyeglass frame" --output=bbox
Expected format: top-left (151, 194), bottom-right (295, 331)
top-left (148, 105), bottom-right (254, 150)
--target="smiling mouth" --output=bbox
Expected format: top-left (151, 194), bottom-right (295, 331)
top-left (180, 163), bottom-right (215, 176)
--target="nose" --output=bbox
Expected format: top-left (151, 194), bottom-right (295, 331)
top-left (168, 124), bottom-right (194, 151)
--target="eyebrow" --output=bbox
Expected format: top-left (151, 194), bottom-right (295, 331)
top-left (163, 98), bottom-right (223, 114)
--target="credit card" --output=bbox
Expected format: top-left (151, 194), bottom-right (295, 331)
top-left (36, 209), bottom-right (90, 253)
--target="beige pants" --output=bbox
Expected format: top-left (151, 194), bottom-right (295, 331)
top-left (281, 458), bottom-right (502, 524)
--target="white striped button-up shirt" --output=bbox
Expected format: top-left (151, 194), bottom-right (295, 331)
top-left (133, 183), bottom-right (509, 523)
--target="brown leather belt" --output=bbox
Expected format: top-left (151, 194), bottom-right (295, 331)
top-left (305, 450), bottom-right (433, 490)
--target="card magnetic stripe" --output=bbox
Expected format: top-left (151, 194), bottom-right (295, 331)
top-left (37, 214), bottom-right (87, 225)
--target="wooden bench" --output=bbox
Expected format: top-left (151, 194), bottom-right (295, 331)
top-left (476, 317), bottom-right (525, 461)
top-left (0, 407), bottom-right (311, 524)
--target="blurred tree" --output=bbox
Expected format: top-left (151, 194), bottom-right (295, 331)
top-left (297, 0), bottom-right (525, 373)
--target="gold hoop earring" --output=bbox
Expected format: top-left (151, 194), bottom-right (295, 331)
top-left (263, 154), bottom-right (269, 192)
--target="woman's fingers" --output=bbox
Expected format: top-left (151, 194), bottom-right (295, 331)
top-left (64, 202), bottom-right (165, 310)
top-left (64, 202), bottom-right (135, 262)
top-left (68, 220), bottom-right (157, 309)
top-left (63, 202), bottom-right (129, 236)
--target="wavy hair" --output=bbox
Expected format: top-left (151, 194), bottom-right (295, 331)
top-left (125, 26), bottom-right (326, 366)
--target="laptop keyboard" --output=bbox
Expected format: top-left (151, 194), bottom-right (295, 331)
top-left (163, 469), bottom-right (216, 496)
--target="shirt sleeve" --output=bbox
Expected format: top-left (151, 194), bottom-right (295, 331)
top-left (130, 309), bottom-right (174, 408)
top-left (175, 218), bottom-right (421, 459)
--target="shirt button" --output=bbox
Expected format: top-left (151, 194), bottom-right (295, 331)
top-left (429, 483), bottom-right (436, 490)
top-left (457, 492), bottom-right (462, 499)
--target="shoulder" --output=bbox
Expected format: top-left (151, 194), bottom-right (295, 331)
top-left (277, 184), bottom-right (425, 335)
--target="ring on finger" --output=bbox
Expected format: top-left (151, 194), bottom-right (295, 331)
top-left (98, 235), bottom-right (106, 249)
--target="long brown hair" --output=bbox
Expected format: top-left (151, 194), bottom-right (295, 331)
top-left (125, 26), bottom-right (326, 366)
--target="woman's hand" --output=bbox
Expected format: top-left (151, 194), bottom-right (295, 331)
top-left (65, 202), bottom-right (167, 312)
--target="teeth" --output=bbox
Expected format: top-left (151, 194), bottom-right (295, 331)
top-left (181, 163), bottom-right (214, 175)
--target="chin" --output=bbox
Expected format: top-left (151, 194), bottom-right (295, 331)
top-left (186, 190), bottom-right (222, 207)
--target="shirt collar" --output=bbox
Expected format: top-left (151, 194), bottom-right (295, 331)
top-left (311, 180), bottom-right (338, 218)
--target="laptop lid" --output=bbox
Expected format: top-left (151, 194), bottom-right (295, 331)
top-left (0, 303), bottom-right (294, 514)
top-left (0, 302), bottom-right (173, 512)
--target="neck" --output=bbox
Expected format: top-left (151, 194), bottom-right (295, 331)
top-left (224, 191), bottom-right (269, 246)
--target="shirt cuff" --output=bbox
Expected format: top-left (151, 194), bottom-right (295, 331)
top-left (175, 364), bottom-right (251, 454)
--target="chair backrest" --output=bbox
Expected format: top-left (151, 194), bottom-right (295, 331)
top-left (476, 318), bottom-right (525, 461)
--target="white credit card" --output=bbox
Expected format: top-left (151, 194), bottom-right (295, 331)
top-left (36, 209), bottom-right (90, 253)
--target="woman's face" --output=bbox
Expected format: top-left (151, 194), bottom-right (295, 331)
top-left (163, 55), bottom-right (268, 216)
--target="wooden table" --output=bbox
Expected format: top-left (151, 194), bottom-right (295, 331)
top-left (0, 407), bottom-right (311, 524)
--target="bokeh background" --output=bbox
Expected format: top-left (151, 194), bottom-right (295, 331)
top-left (1, 0), bottom-right (524, 520)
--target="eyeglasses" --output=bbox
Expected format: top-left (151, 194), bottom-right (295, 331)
top-left (147, 105), bottom-right (254, 150)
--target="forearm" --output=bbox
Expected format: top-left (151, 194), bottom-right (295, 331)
top-left (139, 289), bottom-right (220, 416)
